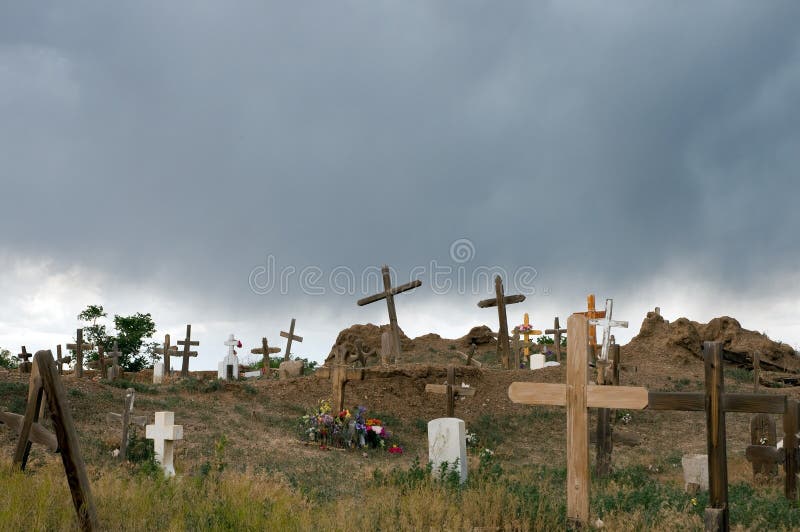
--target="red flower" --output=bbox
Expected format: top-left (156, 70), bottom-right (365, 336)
top-left (388, 445), bottom-right (403, 454)
top-left (237, 340), bottom-right (242, 348)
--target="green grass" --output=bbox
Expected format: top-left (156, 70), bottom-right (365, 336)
top-left (101, 379), bottom-right (158, 394)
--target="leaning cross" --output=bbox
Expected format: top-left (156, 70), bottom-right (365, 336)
top-left (251, 337), bottom-right (280, 375)
top-left (16, 346), bottom-right (33, 373)
top-left (106, 342), bottom-right (123, 381)
top-left (508, 314), bottom-right (649, 526)
top-left (177, 324), bottom-right (199, 377)
top-left (315, 345), bottom-right (365, 413)
top-left (66, 328), bottom-right (94, 379)
top-left (145, 411), bottom-right (183, 478)
top-left (588, 298), bottom-right (628, 365)
top-left (56, 345), bottom-right (71, 375)
top-left (578, 295), bottom-right (605, 357)
top-left (357, 264), bottom-right (422, 365)
top-left (280, 318), bottom-right (303, 362)
top-left (154, 334), bottom-right (178, 375)
top-left (477, 275), bottom-right (526, 370)
top-left (425, 365), bottom-right (476, 417)
top-left (105, 388), bottom-right (147, 462)
top-left (545, 317), bottom-right (567, 362)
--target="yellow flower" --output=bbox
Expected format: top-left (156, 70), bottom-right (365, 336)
top-left (691, 497), bottom-right (698, 506)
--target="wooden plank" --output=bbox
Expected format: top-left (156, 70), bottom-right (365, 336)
top-left (508, 382), bottom-right (567, 406)
top-left (509, 383), bottom-right (648, 409)
top-left (0, 410), bottom-right (58, 452)
top-left (785, 399), bottom-right (798, 500)
top-left (648, 392), bottom-right (705, 411)
top-left (391, 279), bottom-right (423, 296)
top-left (724, 394), bottom-right (786, 414)
top-left (566, 314), bottom-right (590, 525)
top-left (705, 341), bottom-right (729, 532)
top-left (425, 384), bottom-right (476, 396)
top-left (13, 367), bottom-right (44, 467)
top-left (745, 445), bottom-right (784, 464)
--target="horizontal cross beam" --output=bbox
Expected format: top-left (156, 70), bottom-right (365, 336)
top-left (357, 280), bottom-right (422, 306)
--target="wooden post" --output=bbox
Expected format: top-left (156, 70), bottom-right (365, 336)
top-left (357, 265), bottom-right (422, 364)
top-left (611, 341), bottom-right (620, 386)
top-left (705, 342), bottom-right (729, 531)
top-left (315, 345), bottom-right (365, 413)
top-left (587, 298), bottom-right (627, 363)
top-left (13, 351), bottom-right (98, 530)
top-left (177, 324), bottom-right (199, 378)
top-left (105, 388), bottom-right (147, 462)
top-left (56, 345), bottom-right (71, 375)
top-left (425, 365), bottom-right (476, 417)
top-left (66, 329), bottom-right (93, 379)
top-left (785, 399), bottom-right (799, 500)
top-left (154, 334), bottom-right (177, 375)
top-left (97, 345), bottom-right (106, 378)
top-left (753, 351), bottom-right (760, 393)
top-left (578, 295), bottom-right (605, 358)
top-left (545, 317), bottom-right (567, 362)
top-left (280, 318), bottom-right (303, 362)
top-left (477, 276), bottom-right (526, 369)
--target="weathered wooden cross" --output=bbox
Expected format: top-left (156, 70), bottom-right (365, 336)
top-left (648, 342), bottom-right (797, 531)
top-left (477, 275), bottom-right (526, 370)
top-left (251, 337), bottom-right (280, 374)
top-left (105, 388), bottom-right (147, 462)
top-left (357, 264), bottom-right (422, 364)
top-left (315, 345), bottom-right (365, 413)
top-left (425, 365), bottom-right (476, 417)
top-left (66, 329), bottom-right (93, 379)
top-left (16, 346), bottom-right (33, 373)
top-left (508, 314), bottom-right (649, 526)
top-left (280, 318), bottom-right (303, 362)
top-left (106, 342), bottom-right (123, 381)
top-left (154, 334), bottom-right (178, 375)
top-left (511, 332), bottom-right (536, 369)
top-left (588, 298), bottom-right (627, 364)
top-left (56, 345), bottom-right (71, 375)
top-left (545, 317), bottom-right (567, 362)
top-left (177, 324), bottom-right (199, 377)
top-left (578, 295), bottom-right (605, 357)
top-left (12, 350), bottom-right (98, 530)
top-left (96, 344), bottom-right (106, 378)
top-left (457, 343), bottom-right (482, 368)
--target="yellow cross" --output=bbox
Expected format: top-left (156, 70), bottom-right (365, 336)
top-left (520, 313), bottom-right (542, 357)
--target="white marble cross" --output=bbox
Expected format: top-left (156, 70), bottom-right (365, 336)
top-left (145, 411), bottom-right (183, 477)
top-left (588, 298), bottom-right (628, 362)
top-left (224, 334), bottom-right (239, 356)
top-left (218, 334), bottom-right (241, 380)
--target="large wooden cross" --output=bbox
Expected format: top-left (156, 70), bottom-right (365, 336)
top-left (545, 317), bottom-right (567, 362)
top-left (177, 324), bottom-right (199, 377)
top-left (508, 314), bottom-right (649, 526)
top-left (578, 295), bottom-right (605, 356)
top-left (16, 346), bottom-right (33, 373)
top-left (478, 276), bottom-right (526, 370)
top-left (251, 337), bottom-right (280, 374)
top-left (588, 298), bottom-right (627, 364)
top-left (105, 388), bottom-right (147, 462)
top-left (315, 345), bottom-right (365, 413)
top-left (154, 334), bottom-right (178, 375)
top-left (425, 365), bottom-right (476, 417)
top-left (13, 350), bottom-right (98, 530)
top-left (357, 265), bottom-right (422, 364)
top-left (648, 342), bottom-right (797, 531)
top-left (56, 345), bottom-right (71, 375)
top-left (66, 329), bottom-right (93, 379)
top-left (280, 318), bottom-right (303, 362)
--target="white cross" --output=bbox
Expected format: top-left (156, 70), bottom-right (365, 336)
top-left (588, 298), bottom-right (628, 362)
top-left (145, 411), bottom-right (183, 478)
top-left (224, 334), bottom-right (239, 356)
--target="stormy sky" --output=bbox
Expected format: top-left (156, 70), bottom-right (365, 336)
top-left (2, 2), bottom-right (799, 369)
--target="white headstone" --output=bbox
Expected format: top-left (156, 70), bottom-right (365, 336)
top-left (145, 411), bottom-right (183, 478)
top-left (681, 454), bottom-right (709, 492)
top-left (153, 362), bottom-right (164, 384)
top-left (243, 370), bottom-right (261, 379)
top-left (530, 354), bottom-right (546, 370)
top-left (428, 418), bottom-right (468, 483)
top-left (218, 334), bottom-right (240, 380)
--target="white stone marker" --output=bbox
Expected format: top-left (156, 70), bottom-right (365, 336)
top-left (153, 362), bottom-right (165, 384)
top-left (681, 454), bottom-right (709, 492)
top-left (530, 353), bottom-right (546, 370)
top-left (218, 334), bottom-right (240, 380)
top-left (428, 418), bottom-right (468, 483)
top-left (146, 411), bottom-right (183, 478)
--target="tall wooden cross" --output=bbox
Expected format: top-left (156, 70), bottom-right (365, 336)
top-left (106, 342), bottom-right (122, 381)
top-left (478, 276), bottom-right (525, 370)
top-left (13, 350), bottom-right (98, 530)
top-left (315, 345), bottom-right (365, 413)
top-left (588, 298), bottom-right (627, 364)
top-left (16, 346), bottom-right (33, 373)
top-left (105, 388), bottom-right (147, 462)
top-left (66, 329), bottom-right (93, 379)
top-left (648, 342), bottom-right (797, 531)
top-left (155, 334), bottom-right (178, 375)
top-left (280, 318), bottom-right (303, 362)
top-left (177, 324), bottom-right (199, 377)
top-left (545, 317), bottom-right (567, 362)
top-left (357, 265), bottom-right (422, 364)
top-left (251, 337), bottom-right (280, 374)
top-left (425, 365), bottom-right (476, 417)
top-left (518, 313), bottom-right (542, 359)
top-left (508, 314), bottom-right (649, 526)
top-left (56, 345), bottom-right (71, 376)
top-left (578, 295), bottom-right (605, 356)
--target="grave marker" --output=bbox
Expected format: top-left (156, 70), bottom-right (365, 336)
top-left (477, 275), bottom-right (526, 370)
top-left (12, 350), bottom-right (98, 530)
top-left (545, 317), bottom-right (567, 362)
top-left (56, 344), bottom-right (71, 375)
top-left (747, 414), bottom-right (778, 478)
top-left (145, 411), bottom-right (183, 478)
top-left (357, 264), bottom-right (422, 364)
top-left (587, 298), bottom-right (627, 365)
top-left (457, 343), bottom-right (482, 368)
top-left (428, 418), bottom-right (468, 483)
top-left (251, 337), bottom-right (280, 375)
top-left (66, 329), bottom-right (93, 379)
top-left (315, 345), bottom-right (364, 413)
top-left (518, 313), bottom-right (542, 359)
top-left (425, 366), bottom-right (476, 417)
top-left (105, 388), bottom-right (147, 462)
top-left (154, 334), bottom-right (178, 376)
top-left (106, 342), bottom-right (122, 381)
top-left (578, 295), bottom-right (605, 357)
top-left (16, 346), bottom-right (33, 373)
top-left (380, 331), bottom-right (392, 366)
top-left (280, 318), bottom-right (303, 362)
top-left (96, 345), bottom-right (106, 378)
top-left (218, 334), bottom-right (241, 380)
top-left (177, 324), bottom-right (199, 378)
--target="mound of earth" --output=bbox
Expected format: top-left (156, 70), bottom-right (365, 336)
top-left (625, 311), bottom-right (799, 373)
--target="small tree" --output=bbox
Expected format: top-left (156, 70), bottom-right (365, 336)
top-left (77, 305), bottom-right (158, 372)
top-left (0, 348), bottom-right (17, 369)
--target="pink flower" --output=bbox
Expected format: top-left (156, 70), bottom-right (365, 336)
top-left (237, 340), bottom-right (242, 348)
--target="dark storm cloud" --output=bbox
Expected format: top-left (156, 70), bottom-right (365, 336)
top-left (2, 1), bottom-right (799, 314)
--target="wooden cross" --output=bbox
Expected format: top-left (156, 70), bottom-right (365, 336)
top-left (315, 345), bottom-right (365, 413)
top-left (177, 324), bottom-right (199, 377)
top-left (280, 318), bottom-right (303, 362)
top-left (508, 314), bottom-right (649, 526)
top-left (96, 345), bottom-right (106, 378)
top-left (66, 329), bottom-right (93, 379)
top-left (106, 342), bottom-right (122, 381)
top-left (578, 295), bottom-right (605, 356)
top-left (154, 334), bottom-right (178, 375)
top-left (13, 350), bottom-right (98, 530)
top-left (518, 313), bottom-right (542, 358)
top-left (105, 388), bottom-right (147, 462)
top-left (477, 275), bottom-right (526, 370)
top-left (425, 365), bottom-right (476, 417)
top-left (16, 346), bottom-right (33, 373)
top-left (545, 317), bottom-right (567, 362)
top-left (511, 331), bottom-right (536, 369)
top-left (357, 264), bottom-right (422, 364)
top-left (587, 298), bottom-right (627, 364)
top-left (457, 343), bottom-right (482, 368)
top-left (56, 345), bottom-right (71, 376)
top-left (251, 337), bottom-right (280, 374)
top-left (648, 342), bottom-right (797, 530)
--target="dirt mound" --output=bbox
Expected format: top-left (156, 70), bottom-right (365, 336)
top-left (459, 325), bottom-right (497, 346)
top-left (625, 311), bottom-right (799, 373)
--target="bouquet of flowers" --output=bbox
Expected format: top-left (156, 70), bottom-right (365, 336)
top-left (299, 401), bottom-right (397, 451)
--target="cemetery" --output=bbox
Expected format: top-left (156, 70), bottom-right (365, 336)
top-left (1, 293), bottom-right (800, 530)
